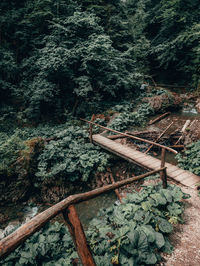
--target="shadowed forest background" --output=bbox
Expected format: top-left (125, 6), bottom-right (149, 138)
top-left (1, 0), bottom-right (199, 121)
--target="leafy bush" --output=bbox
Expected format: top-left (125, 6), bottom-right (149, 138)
top-left (176, 141), bottom-right (200, 175)
top-left (2, 222), bottom-right (73, 266)
top-left (2, 182), bottom-right (189, 265)
top-left (35, 123), bottom-right (111, 183)
top-left (0, 132), bottom-right (26, 177)
top-left (0, 121), bottom-right (112, 186)
top-left (109, 102), bottom-right (154, 131)
top-left (86, 182), bottom-right (189, 265)
top-left (104, 89), bottom-right (179, 133)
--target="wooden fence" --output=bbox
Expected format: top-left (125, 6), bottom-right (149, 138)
top-left (0, 167), bottom-right (167, 264)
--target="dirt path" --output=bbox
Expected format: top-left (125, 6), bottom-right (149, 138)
top-left (161, 185), bottom-right (200, 266)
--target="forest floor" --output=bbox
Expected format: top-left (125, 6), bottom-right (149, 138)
top-left (160, 184), bottom-right (200, 266)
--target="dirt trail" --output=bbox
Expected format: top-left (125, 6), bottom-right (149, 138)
top-left (161, 185), bottom-right (200, 266)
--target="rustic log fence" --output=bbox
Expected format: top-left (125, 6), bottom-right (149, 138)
top-left (80, 118), bottom-right (177, 155)
top-left (0, 167), bottom-right (167, 264)
top-left (81, 117), bottom-right (177, 189)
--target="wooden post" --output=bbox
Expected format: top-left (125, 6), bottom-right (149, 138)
top-left (160, 148), bottom-right (167, 188)
top-left (107, 169), bottom-right (122, 203)
top-left (63, 205), bottom-right (96, 266)
top-left (89, 115), bottom-right (95, 143)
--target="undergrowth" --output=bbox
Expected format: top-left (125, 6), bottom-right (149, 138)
top-left (108, 88), bottom-right (177, 132)
top-left (109, 102), bottom-right (154, 132)
top-left (2, 182), bottom-right (190, 265)
top-left (176, 140), bottom-right (200, 175)
top-left (0, 121), bottom-right (112, 187)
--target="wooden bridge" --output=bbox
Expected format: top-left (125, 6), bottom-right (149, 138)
top-left (92, 134), bottom-right (199, 189)
top-left (82, 118), bottom-right (199, 189)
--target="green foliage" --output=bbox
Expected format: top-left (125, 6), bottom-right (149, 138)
top-left (0, 0), bottom-right (199, 122)
top-left (36, 122), bottom-right (111, 183)
top-left (0, 132), bottom-right (25, 177)
top-left (2, 183), bottom-right (189, 265)
top-left (0, 130), bottom-right (45, 181)
top-left (109, 102), bottom-right (154, 131)
top-left (2, 222), bottom-right (74, 266)
top-left (108, 88), bottom-right (175, 133)
top-left (0, 0), bottom-right (143, 121)
top-left (86, 182), bottom-right (188, 265)
top-left (0, 48), bottom-right (17, 103)
top-left (0, 121), bottom-right (111, 185)
top-left (144, 0), bottom-right (200, 85)
top-left (21, 10), bottom-right (141, 120)
top-left (176, 141), bottom-right (200, 175)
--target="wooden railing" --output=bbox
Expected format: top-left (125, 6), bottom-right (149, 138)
top-left (0, 167), bottom-right (167, 264)
top-left (80, 118), bottom-right (178, 155)
top-left (81, 118), bottom-right (178, 189)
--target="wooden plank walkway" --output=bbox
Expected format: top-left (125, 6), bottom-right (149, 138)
top-left (93, 134), bottom-right (200, 189)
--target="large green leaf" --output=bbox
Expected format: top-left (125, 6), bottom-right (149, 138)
top-left (155, 232), bottom-right (165, 249)
top-left (151, 193), bottom-right (167, 205)
top-left (158, 219), bottom-right (173, 233)
top-left (140, 225), bottom-right (156, 243)
top-left (145, 252), bottom-right (157, 265)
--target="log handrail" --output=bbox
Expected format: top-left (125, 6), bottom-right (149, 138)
top-left (80, 118), bottom-right (178, 154)
top-left (0, 167), bottom-right (166, 260)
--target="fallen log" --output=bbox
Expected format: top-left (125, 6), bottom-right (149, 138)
top-left (107, 131), bottom-right (181, 141)
top-left (126, 130), bottom-right (159, 137)
top-left (169, 145), bottom-right (184, 149)
top-left (148, 112), bottom-right (171, 125)
top-left (145, 122), bottom-right (174, 154)
top-left (181, 119), bottom-right (191, 133)
top-left (175, 120), bottom-right (191, 145)
top-left (107, 134), bottom-right (126, 140)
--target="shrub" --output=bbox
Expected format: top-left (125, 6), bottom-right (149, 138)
top-left (2, 182), bottom-right (189, 265)
top-left (35, 123), bottom-right (111, 183)
top-left (176, 141), bottom-right (200, 175)
top-left (0, 132), bottom-right (26, 177)
top-left (87, 182), bottom-right (189, 265)
top-left (109, 102), bottom-right (154, 131)
top-left (2, 222), bottom-right (73, 265)
top-left (0, 121), bottom-right (112, 186)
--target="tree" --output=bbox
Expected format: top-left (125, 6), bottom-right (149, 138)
top-left (144, 0), bottom-right (200, 86)
top-left (18, 11), bottom-right (141, 120)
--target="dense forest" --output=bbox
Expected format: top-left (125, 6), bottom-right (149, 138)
top-left (0, 0), bottom-right (200, 265)
top-left (1, 0), bottom-right (199, 120)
